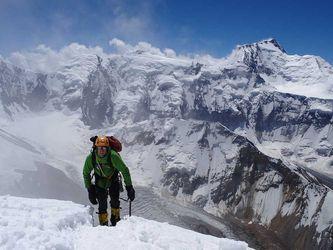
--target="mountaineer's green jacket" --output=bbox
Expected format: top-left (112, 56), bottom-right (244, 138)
top-left (83, 149), bottom-right (132, 189)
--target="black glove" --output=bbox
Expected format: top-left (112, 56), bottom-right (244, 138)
top-left (87, 185), bottom-right (98, 205)
top-left (126, 185), bottom-right (135, 201)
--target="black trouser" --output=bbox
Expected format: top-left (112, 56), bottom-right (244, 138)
top-left (95, 171), bottom-right (120, 213)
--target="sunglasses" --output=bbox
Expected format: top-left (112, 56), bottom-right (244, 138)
top-left (97, 147), bottom-right (108, 151)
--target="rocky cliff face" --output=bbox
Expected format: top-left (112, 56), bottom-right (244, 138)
top-left (0, 39), bottom-right (332, 248)
top-left (0, 61), bottom-right (48, 115)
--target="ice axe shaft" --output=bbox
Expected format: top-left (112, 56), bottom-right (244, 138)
top-left (129, 200), bottom-right (132, 217)
top-left (120, 197), bottom-right (132, 217)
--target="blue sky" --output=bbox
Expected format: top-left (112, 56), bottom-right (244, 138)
top-left (0, 0), bottom-right (332, 62)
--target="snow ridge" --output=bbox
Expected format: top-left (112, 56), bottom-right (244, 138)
top-left (0, 195), bottom-right (253, 250)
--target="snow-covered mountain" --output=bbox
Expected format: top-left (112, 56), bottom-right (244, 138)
top-left (0, 38), bottom-right (332, 249)
top-left (227, 39), bottom-right (333, 99)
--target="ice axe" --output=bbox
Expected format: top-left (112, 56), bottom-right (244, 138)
top-left (129, 200), bottom-right (132, 216)
top-left (120, 197), bottom-right (132, 217)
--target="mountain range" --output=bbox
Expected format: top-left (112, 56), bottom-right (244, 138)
top-left (0, 38), bottom-right (332, 249)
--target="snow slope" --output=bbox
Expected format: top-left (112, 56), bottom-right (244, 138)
top-left (0, 195), bottom-right (253, 250)
top-left (0, 111), bottom-right (90, 200)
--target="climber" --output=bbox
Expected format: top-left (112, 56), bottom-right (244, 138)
top-left (83, 135), bottom-right (135, 226)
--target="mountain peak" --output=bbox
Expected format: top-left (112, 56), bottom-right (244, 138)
top-left (258, 38), bottom-right (286, 53)
top-left (227, 38), bottom-right (287, 68)
top-left (236, 38), bottom-right (286, 53)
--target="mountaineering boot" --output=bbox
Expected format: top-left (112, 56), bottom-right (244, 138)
top-left (98, 212), bottom-right (108, 226)
top-left (110, 208), bottom-right (120, 226)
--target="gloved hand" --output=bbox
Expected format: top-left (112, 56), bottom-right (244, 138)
top-left (87, 185), bottom-right (98, 205)
top-left (126, 185), bottom-right (135, 201)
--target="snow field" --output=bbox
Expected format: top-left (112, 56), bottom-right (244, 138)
top-left (0, 196), bottom-right (253, 250)
top-left (75, 216), bottom-right (252, 250)
top-left (0, 196), bottom-right (91, 250)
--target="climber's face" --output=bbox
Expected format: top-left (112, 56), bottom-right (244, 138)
top-left (97, 146), bottom-right (108, 157)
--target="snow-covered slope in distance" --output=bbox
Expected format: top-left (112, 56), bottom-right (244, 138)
top-left (0, 195), bottom-right (253, 250)
top-left (0, 110), bottom-right (90, 203)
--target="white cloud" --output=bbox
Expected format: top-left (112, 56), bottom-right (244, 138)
top-left (7, 43), bottom-right (107, 73)
top-left (109, 38), bottom-right (179, 58)
top-left (109, 38), bottom-right (133, 53)
top-left (135, 42), bottom-right (163, 55)
top-left (5, 38), bottom-right (185, 74)
top-left (163, 48), bottom-right (177, 58)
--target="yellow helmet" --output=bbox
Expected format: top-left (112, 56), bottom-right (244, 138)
top-left (95, 136), bottom-right (109, 147)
